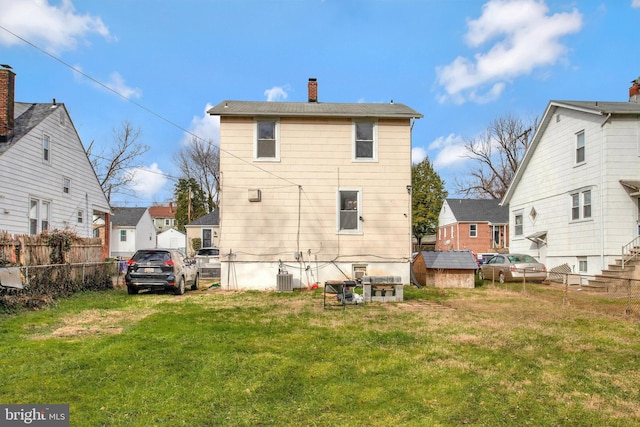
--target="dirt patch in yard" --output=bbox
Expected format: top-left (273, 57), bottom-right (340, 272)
top-left (30, 309), bottom-right (157, 339)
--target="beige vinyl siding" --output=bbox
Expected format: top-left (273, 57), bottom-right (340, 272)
top-left (219, 116), bottom-right (411, 263)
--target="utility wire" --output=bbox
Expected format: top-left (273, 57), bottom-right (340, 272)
top-left (0, 24), bottom-right (301, 188)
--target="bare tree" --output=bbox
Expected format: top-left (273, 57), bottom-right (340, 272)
top-left (173, 137), bottom-right (220, 212)
top-left (455, 114), bottom-right (538, 200)
top-left (87, 121), bottom-right (149, 203)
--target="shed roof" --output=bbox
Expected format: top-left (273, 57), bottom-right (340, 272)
top-left (420, 251), bottom-right (478, 270)
top-left (207, 100), bottom-right (423, 119)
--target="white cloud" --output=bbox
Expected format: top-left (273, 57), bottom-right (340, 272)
top-left (0, 0), bottom-right (111, 53)
top-left (264, 86), bottom-right (288, 102)
top-left (633, 0), bottom-right (640, 8)
top-left (125, 163), bottom-right (168, 200)
top-left (181, 103), bottom-right (220, 145)
top-left (428, 134), bottom-right (468, 168)
top-left (436, 0), bottom-right (582, 104)
top-left (412, 147), bottom-right (427, 164)
top-left (104, 71), bottom-right (142, 99)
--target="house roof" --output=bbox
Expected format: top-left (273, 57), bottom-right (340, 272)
top-left (207, 100), bottom-right (423, 119)
top-left (0, 102), bottom-right (58, 156)
top-left (503, 99), bottom-right (640, 204)
top-left (186, 210), bottom-right (219, 227)
top-left (148, 205), bottom-right (176, 218)
top-left (420, 251), bottom-right (478, 270)
top-left (445, 198), bottom-right (508, 223)
top-left (111, 207), bottom-right (148, 227)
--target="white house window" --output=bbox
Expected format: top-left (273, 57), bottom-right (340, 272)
top-left (77, 210), bottom-right (83, 224)
top-left (29, 198), bottom-right (49, 234)
top-left (578, 257), bottom-right (588, 273)
top-left (255, 120), bottom-right (279, 160)
top-left (353, 121), bottom-right (377, 161)
top-left (43, 134), bottom-right (51, 163)
top-left (514, 212), bottom-right (523, 236)
top-left (571, 190), bottom-right (592, 221)
top-left (165, 219), bottom-right (170, 226)
top-left (63, 178), bottom-right (70, 194)
top-left (469, 224), bottom-right (477, 238)
top-left (576, 131), bottom-right (585, 164)
top-left (120, 230), bottom-right (127, 242)
top-left (338, 189), bottom-right (361, 233)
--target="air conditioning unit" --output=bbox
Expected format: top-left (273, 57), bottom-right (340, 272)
top-left (277, 273), bottom-right (293, 292)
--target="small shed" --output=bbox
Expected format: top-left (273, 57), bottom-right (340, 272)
top-left (413, 251), bottom-right (478, 289)
top-left (156, 228), bottom-right (186, 253)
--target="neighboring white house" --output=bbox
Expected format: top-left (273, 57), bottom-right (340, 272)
top-left (207, 78), bottom-right (422, 290)
top-left (110, 207), bottom-right (156, 258)
top-left (502, 83), bottom-right (640, 276)
top-left (0, 68), bottom-right (111, 254)
top-left (157, 228), bottom-right (186, 253)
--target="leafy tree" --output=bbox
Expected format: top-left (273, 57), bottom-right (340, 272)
top-left (174, 137), bottom-right (220, 212)
top-left (455, 114), bottom-right (537, 200)
top-left (87, 121), bottom-right (150, 203)
top-left (174, 178), bottom-right (207, 231)
top-left (412, 157), bottom-right (447, 249)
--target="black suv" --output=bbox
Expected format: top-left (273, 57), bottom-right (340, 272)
top-left (125, 249), bottom-right (199, 295)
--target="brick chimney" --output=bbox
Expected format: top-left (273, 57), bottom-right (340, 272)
top-left (630, 76), bottom-right (640, 103)
top-left (0, 67), bottom-right (16, 142)
top-left (308, 78), bottom-right (317, 103)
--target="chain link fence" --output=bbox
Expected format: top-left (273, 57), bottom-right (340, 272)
top-left (484, 271), bottom-right (640, 321)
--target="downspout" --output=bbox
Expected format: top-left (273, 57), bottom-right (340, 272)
top-left (599, 114), bottom-right (610, 271)
top-left (409, 119), bottom-right (415, 256)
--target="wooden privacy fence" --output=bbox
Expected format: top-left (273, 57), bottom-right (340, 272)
top-left (0, 231), bottom-right (103, 266)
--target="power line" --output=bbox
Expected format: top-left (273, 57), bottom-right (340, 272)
top-left (0, 24), bottom-right (301, 188)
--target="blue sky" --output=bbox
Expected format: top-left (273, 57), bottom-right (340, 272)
top-left (1, 0), bottom-right (639, 206)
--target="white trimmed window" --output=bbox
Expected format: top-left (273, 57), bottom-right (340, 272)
top-left (514, 212), bottom-right (524, 236)
top-left (43, 134), bottom-right (51, 163)
top-left (77, 210), bottom-right (84, 224)
top-left (63, 178), bottom-right (70, 194)
top-left (571, 190), bottom-right (592, 221)
top-left (337, 189), bottom-right (362, 233)
top-left (578, 257), bottom-right (588, 273)
top-left (29, 198), bottom-right (50, 234)
top-left (576, 131), bottom-right (585, 164)
top-left (120, 230), bottom-right (127, 242)
top-left (469, 224), bottom-right (477, 238)
top-left (255, 119), bottom-right (279, 161)
top-left (353, 121), bottom-right (377, 161)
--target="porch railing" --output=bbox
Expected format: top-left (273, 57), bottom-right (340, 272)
top-left (622, 235), bottom-right (640, 269)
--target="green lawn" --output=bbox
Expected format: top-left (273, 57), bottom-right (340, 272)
top-left (1, 284), bottom-right (640, 426)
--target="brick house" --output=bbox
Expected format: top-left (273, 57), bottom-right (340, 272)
top-left (435, 198), bottom-right (508, 255)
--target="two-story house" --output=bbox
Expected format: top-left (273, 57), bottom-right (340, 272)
top-left (148, 203), bottom-right (177, 233)
top-left (207, 79), bottom-right (422, 290)
top-left (0, 67), bottom-right (111, 257)
top-left (502, 81), bottom-right (640, 276)
top-left (435, 198), bottom-right (509, 255)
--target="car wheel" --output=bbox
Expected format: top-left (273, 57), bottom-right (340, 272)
top-left (499, 272), bottom-right (505, 284)
top-left (478, 270), bottom-right (484, 281)
top-left (191, 273), bottom-right (200, 291)
top-left (175, 277), bottom-right (185, 295)
top-left (127, 285), bottom-right (138, 295)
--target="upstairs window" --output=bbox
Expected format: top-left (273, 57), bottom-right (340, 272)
top-left (63, 178), bottom-right (70, 194)
top-left (43, 134), bottom-right (51, 163)
top-left (469, 224), bottom-right (477, 238)
top-left (576, 131), bottom-right (585, 164)
top-left (571, 190), bottom-right (592, 221)
top-left (353, 121), bottom-right (377, 161)
top-left (77, 210), bottom-right (83, 224)
top-left (120, 230), bottom-right (127, 242)
top-left (514, 212), bottom-right (523, 236)
top-left (338, 189), bottom-right (361, 233)
top-left (255, 120), bottom-right (279, 160)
